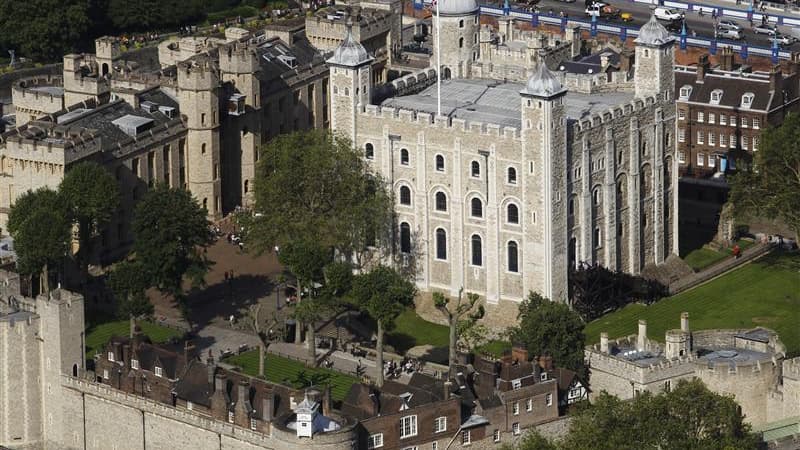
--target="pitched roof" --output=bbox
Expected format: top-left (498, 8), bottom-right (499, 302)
top-left (674, 68), bottom-right (798, 112)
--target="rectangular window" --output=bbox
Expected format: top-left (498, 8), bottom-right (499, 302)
top-left (709, 156), bottom-right (716, 168)
top-left (697, 131), bottom-right (704, 144)
top-left (432, 442), bottom-right (438, 450)
top-left (512, 402), bottom-right (519, 415)
top-left (155, 366), bottom-right (163, 377)
top-left (546, 394), bottom-right (553, 406)
top-left (697, 111), bottom-right (704, 123)
top-left (678, 128), bottom-right (685, 143)
top-left (697, 153), bottom-right (705, 166)
top-left (678, 109), bottom-right (685, 120)
top-left (434, 416), bottom-right (447, 433)
top-left (753, 136), bottom-right (759, 151)
top-left (752, 117), bottom-right (760, 129)
top-left (512, 423), bottom-right (520, 435)
top-left (108, 351), bottom-right (115, 362)
top-left (103, 369), bottom-right (109, 380)
top-left (228, 411), bottom-right (234, 423)
top-left (461, 430), bottom-right (471, 446)
top-left (708, 112), bottom-right (715, 124)
top-left (512, 379), bottom-right (522, 390)
top-left (741, 116), bottom-right (748, 128)
top-left (493, 429), bottom-right (501, 442)
top-left (250, 418), bottom-right (257, 430)
top-left (720, 134), bottom-right (726, 148)
top-left (401, 415), bottom-right (418, 439)
top-left (742, 135), bottom-right (749, 150)
top-left (526, 399), bottom-right (533, 412)
top-left (678, 151), bottom-right (686, 164)
top-left (367, 433), bottom-right (384, 449)
top-left (720, 114), bottom-right (727, 126)
top-left (708, 132), bottom-right (715, 146)
top-left (187, 401), bottom-right (193, 410)
top-left (131, 359), bottom-right (139, 369)
top-left (730, 135), bottom-right (736, 148)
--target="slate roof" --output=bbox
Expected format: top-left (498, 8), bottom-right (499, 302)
top-left (327, 21), bottom-right (372, 67)
top-left (173, 359), bottom-right (213, 407)
top-left (674, 67), bottom-right (799, 112)
top-left (635, 15), bottom-right (675, 46)
top-left (558, 50), bottom-right (620, 75)
top-left (522, 62), bottom-right (566, 98)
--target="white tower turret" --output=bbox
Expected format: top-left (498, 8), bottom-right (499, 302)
top-left (327, 18), bottom-right (373, 144)
top-left (634, 15), bottom-right (676, 99)
top-left (432, 0), bottom-right (480, 79)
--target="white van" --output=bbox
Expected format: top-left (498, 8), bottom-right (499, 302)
top-left (653, 7), bottom-right (683, 21)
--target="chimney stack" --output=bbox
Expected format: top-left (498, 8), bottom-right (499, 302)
top-left (238, 381), bottom-right (249, 407)
top-left (770, 64), bottom-right (782, 91)
top-left (719, 47), bottom-right (735, 71)
top-left (262, 394), bottom-right (273, 421)
top-left (443, 380), bottom-right (453, 400)
top-left (322, 385), bottom-right (332, 416)
top-left (538, 355), bottom-right (553, 371)
top-left (680, 312), bottom-right (690, 333)
top-left (600, 332), bottom-right (609, 354)
top-left (696, 55), bottom-right (710, 82)
top-left (511, 345), bottom-right (529, 363)
top-left (620, 48), bottom-right (635, 73)
top-left (637, 320), bottom-right (647, 351)
top-left (184, 340), bottom-right (196, 365)
top-left (207, 350), bottom-right (216, 387)
top-left (214, 373), bottom-right (227, 394)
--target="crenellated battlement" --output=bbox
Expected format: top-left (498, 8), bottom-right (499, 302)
top-left (390, 68), bottom-right (437, 96)
top-left (177, 59), bottom-right (220, 91)
top-left (360, 103), bottom-right (519, 139)
top-left (783, 357), bottom-right (800, 379)
top-left (13, 76), bottom-right (64, 99)
top-left (574, 95), bottom-right (659, 133)
top-left (218, 41), bottom-right (260, 75)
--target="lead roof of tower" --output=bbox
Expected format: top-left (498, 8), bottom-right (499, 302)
top-left (436, 0), bottom-right (480, 16)
top-left (635, 15), bottom-right (675, 46)
top-left (521, 61), bottom-right (567, 98)
top-left (327, 18), bottom-right (373, 67)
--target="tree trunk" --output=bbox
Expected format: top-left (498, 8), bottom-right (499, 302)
top-left (294, 283), bottom-right (303, 344)
top-left (78, 219), bottom-right (90, 276)
top-left (448, 315), bottom-right (457, 378)
top-left (376, 321), bottom-right (385, 387)
top-left (259, 343), bottom-right (265, 378)
top-left (307, 322), bottom-right (316, 361)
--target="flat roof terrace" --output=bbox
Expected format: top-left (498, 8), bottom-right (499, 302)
top-left (380, 78), bottom-right (635, 130)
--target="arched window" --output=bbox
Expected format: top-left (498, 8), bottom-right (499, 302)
top-left (507, 204), bottom-right (519, 224)
top-left (592, 187), bottom-right (601, 206)
top-left (399, 186), bottom-right (411, 205)
top-left (507, 167), bottom-right (517, 184)
top-left (459, 37), bottom-right (464, 48)
top-left (436, 228), bottom-right (447, 260)
top-left (400, 148), bottom-right (410, 166)
top-left (459, 19), bottom-right (464, 28)
top-left (568, 197), bottom-right (575, 216)
top-left (471, 235), bottom-right (482, 266)
top-left (202, 198), bottom-right (208, 210)
top-left (508, 241), bottom-right (519, 273)
top-left (365, 143), bottom-right (374, 159)
top-left (435, 191), bottom-right (447, 212)
top-left (471, 198), bottom-right (483, 218)
top-left (435, 155), bottom-right (445, 172)
top-left (471, 160), bottom-right (480, 178)
top-left (400, 222), bottom-right (411, 253)
top-left (244, 180), bottom-right (249, 194)
top-left (641, 164), bottom-right (652, 198)
top-left (201, 143), bottom-right (207, 154)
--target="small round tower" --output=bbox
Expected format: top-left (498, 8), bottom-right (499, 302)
top-left (432, 0), bottom-right (480, 79)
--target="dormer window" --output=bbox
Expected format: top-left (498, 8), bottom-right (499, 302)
top-left (710, 89), bottom-right (723, 105)
top-left (155, 366), bottom-right (163, 377)
top-left (679, 85), bottom-right (692, 100)
top-left (741, 92), bottom-right (755, 109)
top-left (107, 351), bottom-right (115, 362)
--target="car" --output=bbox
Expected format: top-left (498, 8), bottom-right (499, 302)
top-left (754, 24), bottom-right (778, 36)
top-left (717, 28), bottom-right (743, 40)
top-left (585, 2), bottom-right (621, 18)
top-left (770, 34), bottom-right (795, 46)
top-left (653, 7), bottom-right (683, 21)
top-left (664, 18), bottom-right (685, 32)
top-left (717, 20), bottom-right (742, 32)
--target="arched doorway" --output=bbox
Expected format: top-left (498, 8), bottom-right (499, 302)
top-left (101, 63), bottom-right (109, 77)
top-left (443, 67), bottom-right (452, 79)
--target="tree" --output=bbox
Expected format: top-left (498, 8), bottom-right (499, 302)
top-left (131, 185), bottom-right (213, 322)
top-left (245, 130), bottom-right (393, 268)
top-left (510, 292), bottom-right (586, 374)
top-left (351, 266), bottom-right (416, 387)
top-left (59, 162), bottom-right (120, 273)
top-left (7, 188), bottom-right (71, 292)
top-left (560, 379), bottom-right (759, 450)
top-left (277, 239), bottom-right (330, 345)
top-left (433, 289), bottom-right (484, 377)
top-left (729, 112), bottom-right (800, 240)
top-left (500, 431), bottom-right (558, 450)
top-left (569, 263), bottom-right (666, 322)
top-left (0, 0), bottom-right (91, 61)
top-left (108, 260), bottom-right (153, 320)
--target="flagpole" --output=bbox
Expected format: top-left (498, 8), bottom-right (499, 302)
top-left (435, 0), bottom-right (442, 117)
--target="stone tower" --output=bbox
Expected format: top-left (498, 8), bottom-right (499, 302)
top-left (95, 36), bottom-right (121, 77)
top-left (432, 0), bottom-right (480, 79)
top-left (665, 312), bottom-right (692, 359)
top-left (633, 15), bottom-right (676, 99)
top-left (328, 18), bottom-right (373, 144)
top-left (178, 59), bottom-right (223, 218)
top-left (520, 63), bottom-right (568, 302)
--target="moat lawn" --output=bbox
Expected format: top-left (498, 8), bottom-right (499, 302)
top-left (585, 251), bottom-right (800, 356)
top-left (224, 350), bottom-right (357, 402)
top-left (85, 320), bottom-right (183, 357)
top-left (386, 309), bottom-right (449, 353)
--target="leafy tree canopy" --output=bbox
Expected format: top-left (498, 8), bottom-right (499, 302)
top-left (509, 292), bottom-right (586, 374)
top-left (569, 263), bottom-right (666, 322)
top-left (108, 260), bottom-right (153, 319)
top-left (350, 265), bottom-right (416, 330)
top-left (0, 0), bottom-right (91, 61)
top-left (729, 112), bottom-right (800, 240)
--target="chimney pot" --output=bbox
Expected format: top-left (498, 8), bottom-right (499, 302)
top-left (600, 332), bottom-right (609, 354)
top-left (637, 320), bottom-right (648, 351)
top-left (680, 312), bottom-right (690, 333)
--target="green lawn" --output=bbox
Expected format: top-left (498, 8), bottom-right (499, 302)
top-left (476, 339), bottom-right (511, 358)
top-left (85, 320), bottom-right (183, 357)
top-left (386, 309), bottom-right (449, 353)
top-left (585, 252), bottom-right (800, 356)
top-left (682, 239), bottom-right (755, 271)
top-left (224, 350), bottom-right (358, 402)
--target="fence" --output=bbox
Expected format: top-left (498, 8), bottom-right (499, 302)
top-left (668, 242), bottom-right (774, 294)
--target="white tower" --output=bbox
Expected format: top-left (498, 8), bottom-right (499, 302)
top-left (327, 18), bottom-right (373, 144)
top-left (633, 15), bottom-right (676, 99)
top-left (432, 0), bottom-right (481, 79)
top-left (519, 63), bottom-right (568, 302)
top-left (294, 393), bottom-right (319, 438)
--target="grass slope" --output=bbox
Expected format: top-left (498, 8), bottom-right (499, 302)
top-left (585, 252), bottom-right (800, 356)
top-left (386, 309), bottom-right (449, 353)
top-left (85, 320), bottom-right (183, 357)
top-left (224, 350), bottom-right (358, 402)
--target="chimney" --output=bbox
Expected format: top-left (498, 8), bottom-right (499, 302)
top-left (443, 380), bottom-right (453, 400)
top-left (680, 312), bottom-right (690, 333)
top-left (207, 351), bottom-right (216, 387)
top-left (538, 355), bottom-right (553, 371)
top-left (770, 65), bottom-right (782, 91)
top-left (719, 47), bottom-right (735, 71)
top-left (369, 392), bottom-right (380, 416)
top-left (184, 340), bottom-right (196, 365)
top-left (697, 55), bottom-right (710, 82)
top-left (214, 373), bottom-right (227, 394)
top-left (511, 345), bottom-right (529, 363)
top-left (130, 316), bottom-right (135, 338)
top-left (238, 381), bottom-right (249, 406)
top-left (262, 394), bottom-right (273, 421)
top-left (600, 332), bottom-right (609, 354)
top-left (600, 52), bottom-right (610, 70)
top-left (637, 320), bottom-right (647, 351)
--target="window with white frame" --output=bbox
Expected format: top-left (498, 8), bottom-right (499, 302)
top-left (741, 116), bottom-right (748, 128)
top-left (752, 117), bottom-right (760, 129)
top-left (512, 402), bottom-right (519, 415)
top-left (541, 372), bottom-right (548, 381)
top-left (526, 399), bottom-right (533, 411)
top-left (108, 351), bottom-right (115, 362)
top-left (434, 416), bottom-right (447, 433)
top-left (512, 423), bottom-right (520, 435)
top-left (462, 430), bottom-right (471, 445)
top-left (710, 89), bottom-right (723, 104)
top-left (678, 128), bottom-right (685, 143)
top-left (250, 418), bottom-right (258, 430)
top-left (155, 366), bottom-right (163, 377)
top-left (741, 93), bottom-right (754, 108)
top-left (187, 402), bottom-right (193, 410)
top-left (708, 132), bottom-right (715, 146)
top-left (753, 136), bottom-right (759, 150)
top-left (512, 379), bottom-right (522, 390)
top-left (697, 131), bottom-right (704, 144)
top-left (697, 111), bottom-right (704, 123)
top-left (678, 109), bottom-right (686, 120)
top-left (400, 415), bottom-right (418, 438)
top-left (228, 411), bottom-right (235, 423)
top-left (103, 369), bottom-right (109, 380)
top-left (546, 394), bottom-right (553, 406)
top-left (679, 85), bottom-right (692, 99)
top-left (742, 135), bottom-right (749, 149)
top-left (697, 153), bottom-right (705, 166)
top-left (720, 114), bottom-right (727, 125)
top-left (708, 112), bottom-right (716, 124)
top-left (131, 359), bottom-right (139, 369)
top-left (720, 134), bottom-right (727, 147)
top-left (730, 135), bottom-right (736, 148)
top-left (678, 151), bottom-right (686, 164)
top-left (493, 429), bottom-right (501, 442)
top-left (368, 433), bottom-right (384, 449)
top-left (709, 156), bottom-right (716, 168)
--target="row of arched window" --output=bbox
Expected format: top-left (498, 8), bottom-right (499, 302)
top-left (399, 224), bottom-right (520, 272)
top-left (398, 186), bottom-right (521, 224)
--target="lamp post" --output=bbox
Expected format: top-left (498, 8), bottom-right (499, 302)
top-left (388, 134), bottom-right (402, 255)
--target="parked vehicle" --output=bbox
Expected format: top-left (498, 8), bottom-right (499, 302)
top-left (585, 2), bottom-right (621, 19)
top-left (653, 7), bottom-right (683, 21)
top-left (770, 33), bottom-right (795, 46)
top-left (717, 20), bottom-right (743, 32)
top-left (754, 23), bottom-right (778, 36)
top-left (664, 18), bottom-right (685, 32)
top-left (717, 28), bottom-right (744, 40)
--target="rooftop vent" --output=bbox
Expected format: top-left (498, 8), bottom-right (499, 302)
top-left (56, 108), bottom-right (93, 124)
top-left (158, 105), bottom-right (177, 119)
top-left (111, 114), bottom-right (155, 137)
top-left (140, 101), bottom-right (158, 113)
top-left (398, 392), bottom-right (413, 411)
top-left (278, 55), bottom-right (297, 69)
